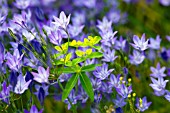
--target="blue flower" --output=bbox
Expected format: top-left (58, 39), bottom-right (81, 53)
top-left (24, 105), bottom-right (43, 113)
top-left (0, 81), bottom-right (10, 104)
top-left (114, 36), bottom-right (126, 51)
top-left (108, 74), bottom-right (121, 88)
top-left (97, 17), bottom-right (112, 33)
top-left (52, 11), bottom-right (71, 30)
top-left (68, 24), bottom-right (84, 38)
top-left (64, 89), bottom-right (77, 110)
top-left (14, 74), bottom-right (32, 94)
top-left (34, 84), bottom-right (49, 105)
top-left (136, 97), bottom-right (152, 112)
top-left (131, 34), bottom-right (149, 51)
top-left (77, 87), bottom-right (88, 103)
top-left (31, 66), bottom-right (50, 83)
top-left (164, 91), bottom-right (170, 102)
top-left (149, 35), bottom-right (161, 50)
top-left (149, 77), bottom-right (169, 96)
top-left (102, 48), bottom-right (118, 62)
top-left (150, 63), bottom-right (166, 78)
top-left (48, 30), bottom-right (62, 45)
top-left (6, 49), bottom-right (24, 72)
top-left (0, 42), bottom-right (4, 64)
top-left (113, 95), bottom-right (127, 108)
top-left (91, 77), bottom-right (102, 91)
top-left (13, 0), bottom-right (31, 9)
top-left (100, 82), bottom-right (113, 93)
top-left (116, 84), bottom-right (132, 98)
top-left (129, 50), bottom-right (145, 65)
top-left (93, 63), bottom-right (114, 80)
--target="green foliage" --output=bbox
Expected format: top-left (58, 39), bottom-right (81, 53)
top-left (79, 73), bottom-right (94, 101)
top-left (62, 74), bottom-right (79, 101)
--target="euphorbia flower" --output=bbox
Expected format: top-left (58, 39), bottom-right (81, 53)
top-left (24, 105), bottom-right (43, 113)
top-left (93, 63), bottom-right (114, 80)
top-left (52, 11), bottom-right (71, 30)
top-left (31, 66), bottom-right (50, 83)
top-left (131, 34), bottom-right (149, 51)
top-left (14, 74), bottom-right (32, 94)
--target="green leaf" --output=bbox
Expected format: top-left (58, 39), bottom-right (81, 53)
top-left (87, 52), bottom-right (103, 59)
top-left (72, 57), bottom-right (86, 65)
top-left (80, 73), bottom-right (94, 101)
top-left (92, 46), bottom-right (101, 51)
top-left (8, 28), bottom-right (17, 40)
top-left (81, 64), bottom-right (101, 72)
top-left (62, 74), bottom-right (79, 101)
top-left (57, 67), bottom-right (75, 74)
top-left (53, 60), bottom-right (64, 65)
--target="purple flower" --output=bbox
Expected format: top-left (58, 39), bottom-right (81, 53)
top-left (24, 52), bottom-right (39, 69)
top-left (100, 30), bottom-right (117, 47)
top-left (64, 89), bottom-right (77, 110)
top-left (100, 82), bottom-right (113, 93)
top-left (0, 8), bottom-right (7, 25)
top-left (31, 66), bottom-right (50, 83)
top-left (150, 63), bottom-right (166, 78)
top-left (91, 78), bottom-right (101, 91)
top-left (93, 63), bottom-right (114, 80)
top-left (164, 91), bottom-right (170, 102)
top-left (166, 35), bottom-right (170, 42)
top-left (116, 84), bottom-right (132, 98)
top-left (0, 42), bottom-right (4, 64)
top-left (149, 35), bottom-right (161, 50)
top-left (129, 50), bottom-right (145, 65)
top-left (24, 105), bottom-right (43, 113)
top-left (136, 97), bottom-right (152, 112)
top-left (97, 17), bottom-right (112, 33)
top-left (159, 0), bottom-right (170, 6)
top-left (114, 36), bottom-right (126, 50)
top-left (58, 73), bottom-right (71, 83)
top-left (52, 11), bottom-right (71, 30)
top-left (77, 87), bottom-right (88, 103)
top-left (14, 74), bottom-right (32, 94)
top-left (68, 24), bottom-right (84, 38)
top-left (72, 12), bottom-right (85, 25)
top-left (83, 0), bottom-right (96, 8)
top-left (102, 48), bottom-right (118, 62)
top-left (13, 0), bottom-right (31, 9)
top-left (34, 84), bottom-right (49, 105)
top-left (108, 74), bottom-right (121, 88)
top-left (149, 77), bottom-right (169, 96)
top-left (131, 34), bottom-right (149, 51)
top-left (12, 12), bottom-right (26, 28)
top-left (0, 81), bottom-right (10, 104)
top-left (22, 28), bottom-right (36, 42)
top-left (6, 49), bottom-right (24, 71)
top-left (113, 95), bottom-right (127, 108)
top-left (48, 30), bottom-right (62, 45)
